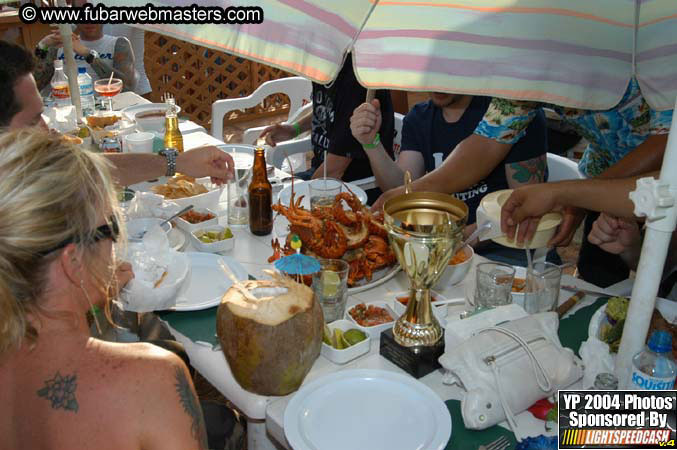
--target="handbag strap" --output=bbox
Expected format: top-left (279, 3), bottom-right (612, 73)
top-left (479, 326), bottom-right (554, 441)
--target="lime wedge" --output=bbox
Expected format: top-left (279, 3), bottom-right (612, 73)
top-left (343, 329), bottom-right (367, 346)
top-left (322, 271), bottom-right (341, 297)
top-left (323, 325), bottom-right (332, 346)
top-left (333, 328), bottom-right (346, 350)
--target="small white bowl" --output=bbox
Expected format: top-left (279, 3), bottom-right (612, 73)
top-left (126, 217), bottom-right (172, 242)
top-left (391, 290), bottom-right (447, 325)
top-left (434, 245), bottom-right (474, 289)
top-left (190, 225), bottom-right (235, 253)
top-left (174, 208), bottom-right (219, 233)
top-left (321, 319), bottom-right (371, 365)
top-left (345, 301), bottom-right (396, 339)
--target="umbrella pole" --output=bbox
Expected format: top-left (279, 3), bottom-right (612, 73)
top-left (616, 95), bottom-right (677, 388)
top-left (56, 0), bottom-right (82, 120)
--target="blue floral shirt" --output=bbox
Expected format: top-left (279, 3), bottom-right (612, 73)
top-left (474, 78), bottom-right (673, 177)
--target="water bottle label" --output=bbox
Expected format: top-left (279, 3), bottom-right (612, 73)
top-left (630, 369), bottom-right (675, 390)
top-left (79, 83), bottom-right (94, 96)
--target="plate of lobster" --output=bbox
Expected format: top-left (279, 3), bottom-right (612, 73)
top-left (269, 190), bottom-right (400, 292)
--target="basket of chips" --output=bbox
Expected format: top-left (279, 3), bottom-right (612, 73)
top-left (151, 174), bottom-right (221, 210)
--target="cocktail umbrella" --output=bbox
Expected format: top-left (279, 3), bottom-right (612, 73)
top-left (274, 235), bottom-right (321, 280)
top-left (99, 0), bottom-right (677, 109)
top-left (56, 0), bottom-right (82, 118)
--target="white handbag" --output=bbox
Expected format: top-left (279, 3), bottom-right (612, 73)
top-left (439, 312), bottom-right (583, 439)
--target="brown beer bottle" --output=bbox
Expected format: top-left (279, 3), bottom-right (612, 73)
top-left (248, 147), bottom-right (273, 235)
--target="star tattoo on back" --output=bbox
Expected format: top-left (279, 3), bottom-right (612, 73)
top-left (37, 371), bottom-right (79, 413)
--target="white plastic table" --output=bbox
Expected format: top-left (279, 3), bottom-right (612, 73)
top-left (160, 213), bottom-right (626, 449)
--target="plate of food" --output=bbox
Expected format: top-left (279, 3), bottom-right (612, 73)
top-left (588, 296), bottom-right (677, 358)
top-left (269, 190), bottom-right (398, 292)
top-left (151, 175), bottom-right (222, 210)
top-left (284, 369), bottom-right (452, 450)
top-left (172, 252), bottom-right (248, 311)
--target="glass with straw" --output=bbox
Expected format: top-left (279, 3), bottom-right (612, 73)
top-left (94, 73), bottom-right (123, 111)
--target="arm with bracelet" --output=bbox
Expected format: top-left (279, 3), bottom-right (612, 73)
top-left (259, 107), bottom-right (312, 146)
top-left (350, 99), bottom-right (425, 191)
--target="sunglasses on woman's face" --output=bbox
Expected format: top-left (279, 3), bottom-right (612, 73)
top-left (39, 215), bottom-right (120, 256)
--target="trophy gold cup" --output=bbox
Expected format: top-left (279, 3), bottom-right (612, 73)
top-left (383, 174), bottom-right (468, 355)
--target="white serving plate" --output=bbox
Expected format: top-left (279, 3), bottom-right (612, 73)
top-left (345, 301), bottom-right (397, 339)
top-left (588, 297), bottom-right (677, 344)
top-left (321, 319), bottom-right (371, 365)
top-left (348, 264), bottom-right (400, 294)
top-left (121, 103), bottom-right (181, 120)
top-left (284, 369), bottom-right (452, 450)
top-left (277, 180), bottom-right (368, 210)
top-left (172, 252), bottom-right (247, 311)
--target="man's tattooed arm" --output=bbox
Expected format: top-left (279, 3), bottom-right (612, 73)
top-left (505, 154), bottom-right (547, 188)
top-left (174, 366), bottom-right (208, 450)
top-left (89, 37), bottom-right (138, 91)
top-left (33, 47), bottom-right (59, 91)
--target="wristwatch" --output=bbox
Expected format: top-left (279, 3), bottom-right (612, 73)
top-left (85, 49), bottom-right (99, 65)
top-left (158, 148), bottom-right (179, 177)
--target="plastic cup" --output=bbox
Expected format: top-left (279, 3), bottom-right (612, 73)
top-left (308, 178), bottom-right (341, 212)
top-left (474, 262), bottom-right (515, 309)
top-left (312, 259), bottom-right (349, 323)
top-left (523, 262), bottom-right (562, 314)
top-left (124, 132), bottom-right (155, 153)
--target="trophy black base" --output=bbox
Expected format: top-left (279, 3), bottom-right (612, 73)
top-left (379, 328), bottom-right (445, 379)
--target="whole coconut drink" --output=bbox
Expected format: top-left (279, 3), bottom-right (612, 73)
top-left (216, 271), bottom-right (323, 396)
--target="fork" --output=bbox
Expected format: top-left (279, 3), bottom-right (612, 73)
top-left (478, 435), bottom-right (511, 450)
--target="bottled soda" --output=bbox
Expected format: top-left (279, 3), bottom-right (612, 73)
top-left (163, 97), bottom-right (183, 152)
top-left (77, 67), bottom-right (96, 116)
top-left (248, 147), bottom-right (273, 236)
top-left (51, 60), bottom-right (71, 107)
top-left (629, 330), bottom-right (676, 390)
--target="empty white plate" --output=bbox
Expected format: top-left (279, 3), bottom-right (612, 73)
top-left (172, 252), bottom-right (248, 311)
top-left (284, 369), bottom-right (452, 450)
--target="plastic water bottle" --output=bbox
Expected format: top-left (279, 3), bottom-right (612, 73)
top-left (77, 67), bottom-right (96, 116)
top-left (51, 60), bottom-right (71, 108)
top-left (629, 330), bottom-right (676, 390)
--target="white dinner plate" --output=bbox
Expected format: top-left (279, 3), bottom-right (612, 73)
top-left (277, 180), bottom-right (368, 210)
top-left (284, 369), bottom-right (452, 450)
top-left (120, 103), bottom-right (181, 121)
top-left (172, 252), bottom-right (248, 311)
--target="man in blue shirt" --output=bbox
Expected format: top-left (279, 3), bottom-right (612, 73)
top-left (351, 92), bottom-right (550, 265)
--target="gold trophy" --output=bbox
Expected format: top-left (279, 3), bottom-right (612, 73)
top-left (383, 174), bottom-right (468, 348)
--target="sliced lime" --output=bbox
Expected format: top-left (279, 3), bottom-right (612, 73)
top-left (323, 325), bottom-right (332, 346)
top-left (343, 329), bottom-right (367, 346)
top-left (333, 328), bottom-right (345, 350)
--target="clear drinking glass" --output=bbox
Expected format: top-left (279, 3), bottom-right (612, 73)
top-left (308, 178), bottom-right (341, 211)
top-left (523, 262), bottom-right (562, 314)
top-left (93, 78), bottom-right (123, 111)
top-left (227, 168), bottom-right (250, 226)
top-left (311, 259), bottom-right (349, 323)
top-left (474, 262), bottom-right (516, 309)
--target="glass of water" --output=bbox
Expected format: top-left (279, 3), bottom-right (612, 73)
top-left (227, 168), bottom-right (250, 226)
top-left (311, 258), bottom-right (349, 323)
top-left (308, 178), bottom-right (341, 212)
top-left (474, 262), bottom-right (516, 309)
top-left (523, 262), bottom-right (562, 314)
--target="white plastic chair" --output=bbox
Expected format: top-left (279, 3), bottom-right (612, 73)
top-left (546, 152), bottom-right (584, 182)
top-left (210, 76), bottom-right (312, 140)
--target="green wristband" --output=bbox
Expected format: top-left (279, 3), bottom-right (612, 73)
top-left (363, 133), bottom-right (381, 150)
top-left (293, 122), bottom-right (301, 137)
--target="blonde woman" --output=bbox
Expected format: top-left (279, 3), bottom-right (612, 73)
top-left (0, 129), bottom-right (207, 449)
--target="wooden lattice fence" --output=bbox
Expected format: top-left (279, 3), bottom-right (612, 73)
top-left (144, 32), bottom-right (294, 129)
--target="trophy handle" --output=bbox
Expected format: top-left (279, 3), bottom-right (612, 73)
top-left (404, 171), bottom-right (412, 194)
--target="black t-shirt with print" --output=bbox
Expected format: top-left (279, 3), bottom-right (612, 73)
top-left (402, 97), bottom-right (547, 223)
top-left (310, 54), bottom-right (395, 182)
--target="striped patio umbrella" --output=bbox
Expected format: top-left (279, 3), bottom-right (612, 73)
top-left (99, 0), bottom-right (677, 110)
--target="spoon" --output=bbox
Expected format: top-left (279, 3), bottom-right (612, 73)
top-left (132, 204), bottom-right (193, 240)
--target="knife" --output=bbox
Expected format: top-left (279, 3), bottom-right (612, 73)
top-left (560, 284), bottom-right (611, 299)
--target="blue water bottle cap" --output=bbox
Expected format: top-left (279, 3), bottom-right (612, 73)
top-left (78, 67), bottom-right (86, 74)
top-left (648, 330), bottom-right (673, 353)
